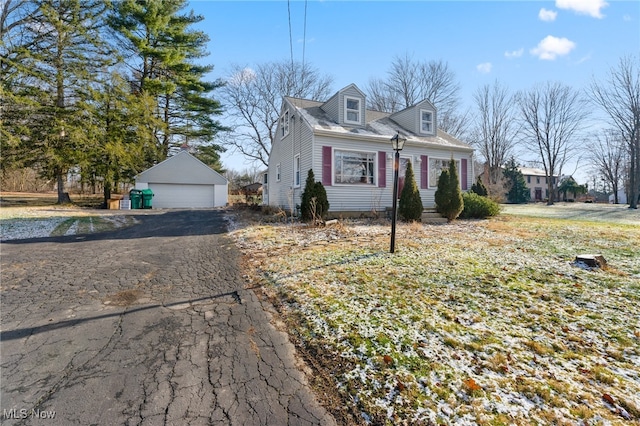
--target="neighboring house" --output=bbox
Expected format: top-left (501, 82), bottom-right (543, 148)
top-left (520, 167), bottom-right (559, 202)
top-left (135, 150), bottom-right (228, 208)
top-left (609, 189), bottom-right (627, 204)
top-left (265, 84), bottom-right (474, 215)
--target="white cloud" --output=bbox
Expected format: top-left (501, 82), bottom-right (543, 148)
top-left (476, 62), bottom-right (492, 74)
top-left (505, 48), bottom-right (524, 58)
top-left (556, 0), bottom-right (608, 18)
top-left (539, 8), bottom-right (558, 22)
top-left (530, 35), bottom-right (576, 60)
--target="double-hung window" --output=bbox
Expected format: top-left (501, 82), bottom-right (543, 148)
top-left (334, 150), bottom-right (375, 185)
top-left (294, 155), bottom-right (300, 187)
top-left (276, 164), bottom-right (281, 182)
top-left (344, 97), bottom-right (360, 124)
top-left (280, 110), bottom-right (289, 138)
top-left (420, 109), bottom-right (433, 134)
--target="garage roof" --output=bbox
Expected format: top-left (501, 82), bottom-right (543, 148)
top-left (136, 151), bottom-right (228, 185)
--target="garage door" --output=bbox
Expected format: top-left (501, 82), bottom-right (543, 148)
top-left (147, 183), bottom-right (215, 208)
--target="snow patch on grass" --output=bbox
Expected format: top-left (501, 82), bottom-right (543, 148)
top-left (231, 213), bottom-right (640, 424)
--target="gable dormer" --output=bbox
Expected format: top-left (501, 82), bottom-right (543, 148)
top-left (389, 99), bottom-right (437, 136)
top-left (321, 84), bottom-right (366, 127)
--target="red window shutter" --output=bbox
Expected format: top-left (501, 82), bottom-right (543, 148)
top-left (421, 156), bottom-right (428, 189)
top-left (461, 158), bottom-right (468, 190)
top-left (378, 151), bottom-right (386, 188)
top-left (322, 146), bottom-right (332, 186)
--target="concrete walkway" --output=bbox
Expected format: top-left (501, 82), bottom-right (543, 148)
top-left (0, 210), bottom-right (336, 425)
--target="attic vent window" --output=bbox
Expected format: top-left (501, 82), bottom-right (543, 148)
top-left (420, 110), bottom-right (433, 134)
top-left (345, 97), bottom-right (361, 124)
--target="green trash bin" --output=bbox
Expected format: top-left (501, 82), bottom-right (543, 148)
top-left (129, 189), bottom-right (142, 209)
top-left (141, 188), bottom-right (154, 209)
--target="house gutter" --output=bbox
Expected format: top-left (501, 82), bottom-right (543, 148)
top-left (313, 128), bottom-right (474, 153)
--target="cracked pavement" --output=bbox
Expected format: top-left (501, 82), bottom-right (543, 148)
top-left (0, 210), bottom-right (336, 425)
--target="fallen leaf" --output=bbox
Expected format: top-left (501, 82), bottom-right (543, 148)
top-left (383, 355), bottom-right (394, 365)
top-left (464, 378), bottom-right (481, 392)
top-left (396, 378), bottom-right (405, 391)
top-left (602, 394), bottom-right (615, 405)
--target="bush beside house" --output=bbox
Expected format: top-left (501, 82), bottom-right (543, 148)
top-left (398, 162), bottom-right (423, 221)
top-left (460, 192), bottom-right (501, 219)
top-left (301, 169), bottom-right (329, 222)
top-left (435, 159), bottom-right (464, 221)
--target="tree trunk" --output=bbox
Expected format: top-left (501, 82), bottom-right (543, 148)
top-left (56, 171), bottom-right (71, 204)
top-left (630, 139), bottom-right (639, 209)
top-left (103, 180), bottom-right (112, 209)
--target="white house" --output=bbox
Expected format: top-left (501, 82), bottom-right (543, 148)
top-left (264, 84), bottom-right (474, 215)
top-left (135, 150), bottom-right (228, 208)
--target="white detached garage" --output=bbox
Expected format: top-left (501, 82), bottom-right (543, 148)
top-left (135, 151), bottom-right (228, 208)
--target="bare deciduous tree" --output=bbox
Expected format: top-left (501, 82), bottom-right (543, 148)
top-left (588, 129), bottom-right (626, 203)
top-left (516, 82), bottom-right (589, 205)
top-left (471, 80), bottom-right (519, 187)
top-left (589, 55), bottom-right (640, 208)
top-left (221, 61), bottom-right (333, 168)
top-left (365, 54), bottom-right (469, 139)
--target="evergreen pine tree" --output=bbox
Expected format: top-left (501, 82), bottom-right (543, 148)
top-left (109, 0), bottom-right (225, 157)
top-left (398, 161), bottom-right (423, 221)
top-left (503, 158), bottom-right (529, 203)
top-left (2, 0), bottom-right (114, 203)
top-left (470, 176), bottom-right (489, 196)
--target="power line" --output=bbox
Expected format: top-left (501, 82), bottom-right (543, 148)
top-left (287, 0), bottom-right (294, 67)
top-left (302, 0), bottom-right (307, 67)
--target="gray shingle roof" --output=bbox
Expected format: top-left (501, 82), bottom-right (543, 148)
top-left (284, 97), bottom-right (472, 151)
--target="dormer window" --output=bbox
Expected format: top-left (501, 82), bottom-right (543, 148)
top-left (420, 109), bottom-right (433, 134)
top-left (344, 97), bottom-right (361, 124)
top-left (280, 110), bottom-right (290, 138)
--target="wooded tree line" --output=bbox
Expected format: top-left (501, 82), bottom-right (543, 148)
top-left (1, 0), bottom-right (226, 204)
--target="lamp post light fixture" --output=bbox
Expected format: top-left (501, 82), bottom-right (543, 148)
top-left (390, 132), bottom-right (406, 253)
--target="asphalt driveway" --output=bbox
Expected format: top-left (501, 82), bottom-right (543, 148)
top-left (0, 209), bottom-right (336, 425)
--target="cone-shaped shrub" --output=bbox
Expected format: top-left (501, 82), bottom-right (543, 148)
top-left (470, 176), bottom-right (488, 196)
top-left (435, 159), bottom-right (464, 221)
top-left (398, 161), bottom-right (423, 221)
top-left (301, 169), bottom-right (329, 222)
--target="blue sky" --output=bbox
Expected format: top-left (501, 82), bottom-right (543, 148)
top-left (188, 1), bottom-right (639, 174)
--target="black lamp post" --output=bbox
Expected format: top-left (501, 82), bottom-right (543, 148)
top-left (390, 132), bottom-right (406, 253)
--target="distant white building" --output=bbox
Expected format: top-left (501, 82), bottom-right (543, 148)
top-left (609, 189), bottom-right (627, 204)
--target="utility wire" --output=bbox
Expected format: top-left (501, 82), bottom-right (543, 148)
top-left (302, 0), bottom-right (307, 67)
top-left (287, 0), bottom-right (294, 68)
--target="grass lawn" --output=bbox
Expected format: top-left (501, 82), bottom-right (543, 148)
top-left (230, 205), bottom-right (640, 425)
